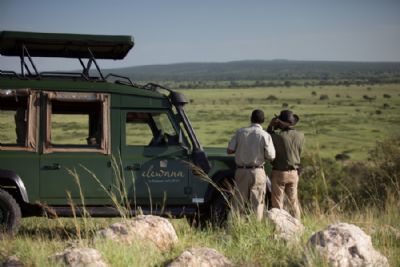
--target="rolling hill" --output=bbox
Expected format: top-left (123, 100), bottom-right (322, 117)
top-left (102, 60), bottom-right (400, 82)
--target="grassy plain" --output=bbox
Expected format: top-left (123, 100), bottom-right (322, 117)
top-left (182, 84), bottom-right (400, 160)
top-left (1, 84), bottom-right (400, 266)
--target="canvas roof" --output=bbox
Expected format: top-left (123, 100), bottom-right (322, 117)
top-left (0, 31), bottom-right (134, 60)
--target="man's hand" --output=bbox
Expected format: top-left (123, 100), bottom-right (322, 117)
top-left (227, 148), bottom-right (235, 154)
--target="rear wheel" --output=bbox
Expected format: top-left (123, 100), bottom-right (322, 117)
top-left (0, 189), bottom-right (21, 236)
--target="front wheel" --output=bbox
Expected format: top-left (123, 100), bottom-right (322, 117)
top-left (207, 193), bottom-right (230, 228)
top-left (188, 192), bottom-right (230, 229)
top-left (0, 189), bottom-right (22, 236)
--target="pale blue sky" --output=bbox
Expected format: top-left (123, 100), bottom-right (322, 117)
top-left (1, 0), bottom-right (400, 71)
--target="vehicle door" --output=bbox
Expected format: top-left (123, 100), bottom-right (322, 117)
top-left (39, 92), bottom-right (112, 205)
top-left (121, 110), bottom-right (191, 207)
top-left (0, 89), bottom-right (40, 202)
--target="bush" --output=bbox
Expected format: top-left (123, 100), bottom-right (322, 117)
top-left (319, 94), bottom-right (329, 100)
top-left (266, 95), bottom-right (278, 101)
top-left (299, 136), bottom-right (400, 211)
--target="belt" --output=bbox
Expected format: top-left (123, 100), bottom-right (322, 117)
top-left (237, 165), bottom-right (264, 169)
top-left (273, 167), bottom-right (297, 171)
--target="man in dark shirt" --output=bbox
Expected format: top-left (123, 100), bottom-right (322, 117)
top-left (267, 110), bottom-right (304, 220)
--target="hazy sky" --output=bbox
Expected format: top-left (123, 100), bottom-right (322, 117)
top-left (1, 0), bottom-right (400, 71)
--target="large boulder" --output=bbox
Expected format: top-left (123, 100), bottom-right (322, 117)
top-left (306, 223), bottom-right (389, 267)
top-left (266, 208), bottom-right (304, 242)
top-left (2, 255), bottom-right (24, 267)
top-left (167, 247), bottom-right (234, 267)
top-left (98, 215), bottom-right (178, 251)
top-left (52, 247), bottom-right (108, 267)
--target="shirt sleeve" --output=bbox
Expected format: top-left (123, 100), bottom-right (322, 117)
top-left (227, 131), bottom-right (238, 152)
top-left (264, 132), bottom-right (276, 161)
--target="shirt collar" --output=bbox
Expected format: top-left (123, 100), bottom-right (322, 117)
top-left (250, 123), bottom-right (263, 129)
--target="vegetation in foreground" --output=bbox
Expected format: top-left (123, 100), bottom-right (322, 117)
top-left (0, 84), bottom-right (399, 266)
top-left (0, 136), bottom-right (399, 266)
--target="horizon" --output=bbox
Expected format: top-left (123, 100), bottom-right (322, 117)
top-left (1, 0), bottom-right (400, 71)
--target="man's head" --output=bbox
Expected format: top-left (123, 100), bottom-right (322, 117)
top-left (251, 109), bottom-right (265, 124)
top-left (276, 110), bottom-right (299, 128)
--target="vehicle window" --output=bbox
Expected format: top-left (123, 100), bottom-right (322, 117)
top-left (0, 92), bottom-right (28, 146)
top-left (125, 112), bottom-right (178, 146)
top-left (51, 113), bottom-right (91, 145)
top-left (44, 92), bottom-right (109, 153)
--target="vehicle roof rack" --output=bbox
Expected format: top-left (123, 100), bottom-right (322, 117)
top-left (0, 31), bottom-right (134, 81)
top-left (0, 31), bottom-right (134, 59)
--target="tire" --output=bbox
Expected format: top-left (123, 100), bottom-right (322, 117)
top-left (0, 189), bottom-right (22, 236)
top-left (207, 192), bottom-right (230, 228)
top-left (190, 192), bottom-right (230, 229)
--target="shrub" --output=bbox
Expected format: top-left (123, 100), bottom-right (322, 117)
top-left (300, 136), bottom-right (400, 211)
top-left (319, 94), bottom-right (329, 100)
top-left (266, 95), bottom-right (278, 101)
top-left (383, 94), bottom-right (391, 98)
top-left (335, 153), bottom-right (350, 161)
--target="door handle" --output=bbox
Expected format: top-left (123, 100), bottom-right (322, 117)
top-left (42, 163), bottom-right (61, 170)
top-left (126, 163), bottom-right (141, 171)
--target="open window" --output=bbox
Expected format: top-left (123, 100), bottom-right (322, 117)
top-left (125, 112), bottom-right (183, 147)
top-left (0, 89), bottom-right (38, 151)
top-left (44, 92), bottom-right (110, 154)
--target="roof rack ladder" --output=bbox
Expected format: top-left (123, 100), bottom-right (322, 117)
top-left (20, 44), bottom-right (40, 78)
top-left (87, 47), bottom-right (105, 80)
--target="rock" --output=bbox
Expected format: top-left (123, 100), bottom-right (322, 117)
top-left (2, 255), bottom-right (24, 267)
top-left (98, 215), bottom-right (178, 251)
top-left (306, 222), bottom-right (389, 267)
top-left (52, 247), bottom-right (108, 267)
top-left (266, 208), bottom-right (304, 242)
top-left (167, 247), bottom-right (234, 267)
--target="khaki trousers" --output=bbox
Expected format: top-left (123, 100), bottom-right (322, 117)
top-left (271, 170), bottom-right (301, 220)
top-left (232, 168), bottom-right (267, 221)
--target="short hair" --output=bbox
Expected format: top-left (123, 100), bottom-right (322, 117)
top-left (251, 109), bottom-right (264, 124)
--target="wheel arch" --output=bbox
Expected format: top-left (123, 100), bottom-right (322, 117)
top-left (204, 169), bottom-right (235, 204)
top-left (0, 169), bottom-right (29, 204)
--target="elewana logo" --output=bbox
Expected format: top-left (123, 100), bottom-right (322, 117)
top-left (141, 164), bottom-right (184, 178)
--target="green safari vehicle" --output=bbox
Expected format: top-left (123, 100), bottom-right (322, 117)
top-left (0, 31), bottom-right (269, 235)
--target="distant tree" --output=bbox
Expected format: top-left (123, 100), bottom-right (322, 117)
top-left (363, 95), bottom-right (376, 102)
top-left (335, 153), bottom-right (350, 161)
top-left (383, 94), bottom-right (391, 98)
top-left (319, 94), bottom-right (329, 100)
top-left (266, 95), bottom-right (278, 101)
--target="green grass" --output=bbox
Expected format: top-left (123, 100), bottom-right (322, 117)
top-left (1, 199), bottom-right (399, 266)
top-left (1, 84), bottom-right (399, 266)
top-left (1, 84), bottom-right (399, 160)
top-left (181, 84), bottom-right (400, 160)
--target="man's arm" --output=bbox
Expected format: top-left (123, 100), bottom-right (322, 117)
top-left (267, 117), bottom-right (278, 133)
top-left (227, 130), bottom-right (237, 154)
top-left (264, 133), bottom-right (276, 161)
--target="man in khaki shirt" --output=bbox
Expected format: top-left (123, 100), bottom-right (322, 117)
top-left (227, 109), bottom-right (275, 221)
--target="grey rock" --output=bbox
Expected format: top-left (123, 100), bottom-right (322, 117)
top-left (306, 222), bottom-right (389, 267)
top-left (52, 247), bottom-right (108, 267)
top-left (167, 247), bottom-right (234, 267)
top-left (266, 208), bottom-right (304, 242)
top-left (98, 215), bottom-right (178, 251)
top-left (2, 255), bottom-right (24, 267)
